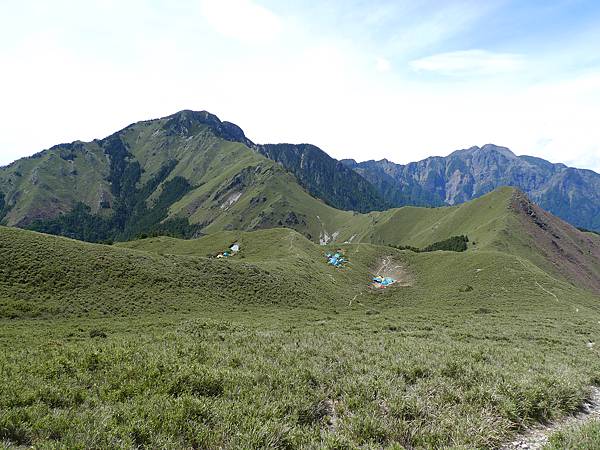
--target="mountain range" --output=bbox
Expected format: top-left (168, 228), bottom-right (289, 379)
top-left (342, 145), bottom-right (600, 231)
top-left (1, 109), bottom-right (599, 244)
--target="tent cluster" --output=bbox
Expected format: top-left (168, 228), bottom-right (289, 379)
top-left (216, 243), bottom-right (240, 258)
top-left (372, 276), bottom-right (396, 289)
top-left (326, 250), bottom-right (348, 268)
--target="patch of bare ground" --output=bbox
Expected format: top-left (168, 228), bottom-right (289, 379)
top-left (372, 255), bottom-right (413, 288)
top-left (501, 387), bottom-right (600, 450)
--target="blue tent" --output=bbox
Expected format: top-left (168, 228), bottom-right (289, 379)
top-left (373, 276), bottom-right (396, 287)
top-left (326, 252), bottom-right (347, 267)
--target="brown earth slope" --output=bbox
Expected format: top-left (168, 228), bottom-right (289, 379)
top-left (511, 190), bottom-right (600, 294)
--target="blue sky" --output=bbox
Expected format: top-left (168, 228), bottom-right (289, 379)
top-left (1, 0), bottom-right (600, 171)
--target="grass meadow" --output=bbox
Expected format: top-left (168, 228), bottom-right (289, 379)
top-left (2, 226), bottom-right (600, 448)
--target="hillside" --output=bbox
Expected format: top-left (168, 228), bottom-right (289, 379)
top-left (140, 183), bottom-right (600, 295)
top-left (343, 144), bottom-right (600, 231)
top-left (2, 122), bottom-right (598, 296)
top-left (356, 187), bottom-right (600, 294)
top-left (258, 143), bottom-right (389, 213)
top-left (0, 226), bottom-right (333, 317)
top-left (3, 220), bottom-right (600, 448)
top-left (0, 111), bottom-right (373, 244)
top-left (5, 199), bottom-right (598, 322)
top-left (2, 186), bottom-right (600, 449)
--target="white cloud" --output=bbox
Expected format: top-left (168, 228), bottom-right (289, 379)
top-left (385, 2), bottom-right (506, 56)
top-left (199, 0), bottom-right (283, 43)
top-left (375, 57), bottom-right (391, 72)
top-left (410, 49), bottom-right (525, 76)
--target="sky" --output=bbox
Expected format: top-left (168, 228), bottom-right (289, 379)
top-left (1, 0), bottom-right (600, 171)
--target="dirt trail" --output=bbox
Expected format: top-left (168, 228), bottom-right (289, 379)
top-left (501, 387), bottom-right (600, 450)
top-left (374, 256), bottom-right (412, 287)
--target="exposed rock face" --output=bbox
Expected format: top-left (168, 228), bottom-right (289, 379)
top-left (98, 191), bottom-right (111, 209)
top-left (343, 144), bottom-right (600, 231)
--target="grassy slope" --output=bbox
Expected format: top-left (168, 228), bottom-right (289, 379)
top-left (118, 119), bottom-right (365, 236)
top-left (350, 187), bottom-right (600, 295)
top-left (0, 143), bottom-right (110, 225)
top-left (364, 187), bottom-right (515, 249)
top-left (120, 225), bottom-right (596, 320)
top-left (162, 141), bottom-right (371, 243)
top-left (0, 226), bottom-right (363, 318)
top-left (3, 226), bottom-right (600, 448)
top-left (2, 181), bottom-right (600, 448)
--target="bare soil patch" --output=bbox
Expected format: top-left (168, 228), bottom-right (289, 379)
top-left (511, 191), bottom-right (600, 294)
top-left (372, 256), bottom-right (413, 288)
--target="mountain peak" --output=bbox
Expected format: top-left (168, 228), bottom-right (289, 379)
top-left (480, 144), bottom-right (516, 157)
top-left (162, 110), bottom-right (254, 147)
top-left (170, 109), bottom-right (217, 121)
top-left (449, 144), bottom-right (516, 159)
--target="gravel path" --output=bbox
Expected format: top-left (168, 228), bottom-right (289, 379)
top-left (501, 387), bottom-right (600, 449)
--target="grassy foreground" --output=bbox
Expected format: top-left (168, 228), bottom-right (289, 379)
top-left (2, 227), bottom-right (600, 448)
top-left (545, 421), bottom-right (600, 449)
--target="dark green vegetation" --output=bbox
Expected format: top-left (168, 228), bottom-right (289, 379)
top-left (392, 235), bottom-right (469, 253)
top-left (26, 143), bottom-right (199, 242)
top-left (0, 191), bottom-right (8, 222)
top-left (2, 201), bottom-right (600, 448)
top-left (27, 202), bottom-right (116, 244)
top-left (342, 144), bottom-right (600, 231)
top-left (258, 143), bottom-right (389, 213)
top-left (421, 235), bottom-right (469, 252)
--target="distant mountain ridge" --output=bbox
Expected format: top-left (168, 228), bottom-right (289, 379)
top-left (342, 144), bottom-right (600, 231)
top-left (1, 109), bottom-right (600, 239)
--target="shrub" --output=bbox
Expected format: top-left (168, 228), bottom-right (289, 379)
top-left (391, 235), bottom-right (469, 253)
top-left (168, 372), bottom-right (224, 398)
top-left (89, 329), bottom-right (107, 338)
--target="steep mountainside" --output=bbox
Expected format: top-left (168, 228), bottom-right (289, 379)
top-left (258, 143), bottom-right (388, 212)
top-left (342, 144), bottom-right (600, 231)
top-left (0, 111), bottom-right (372, 243)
